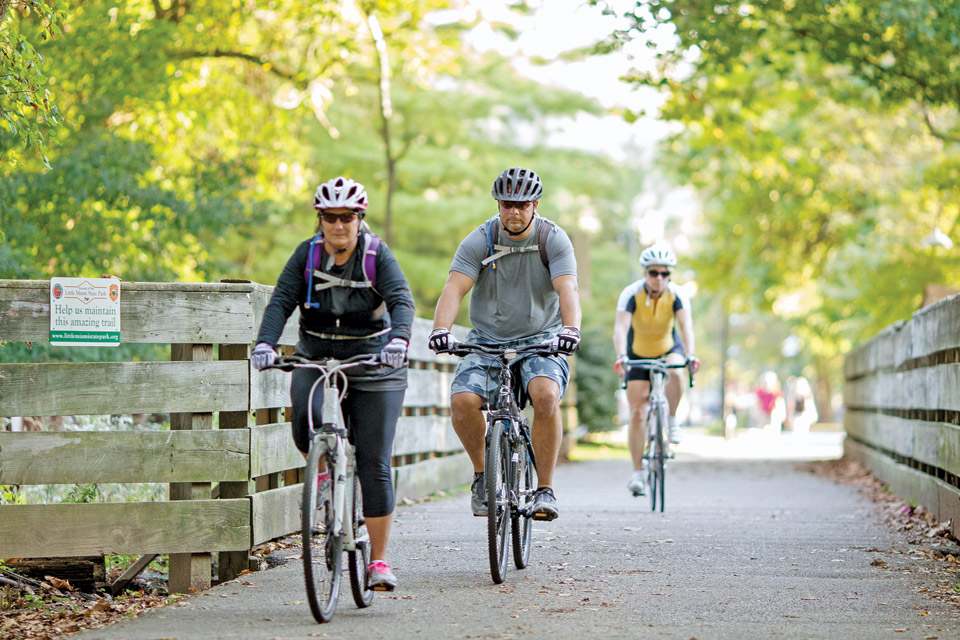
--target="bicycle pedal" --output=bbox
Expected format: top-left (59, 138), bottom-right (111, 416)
top-left (531, 510), bottom-right (557, 522)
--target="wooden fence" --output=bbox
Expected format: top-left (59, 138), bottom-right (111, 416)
top-left (844, 292), bottom-right (960, 536)
top-left (0, 279), bottom-right (470, 592)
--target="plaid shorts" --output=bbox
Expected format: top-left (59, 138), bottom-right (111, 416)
top-left (450, 329), bottom-right (570, 405)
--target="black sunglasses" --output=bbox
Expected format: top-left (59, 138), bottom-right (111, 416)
top-left (320, 212), bottom-right (360, 224)
top-left (498, 200), bottom-right (533, 211)
top-left (647, 269), bottom-right (671, 278)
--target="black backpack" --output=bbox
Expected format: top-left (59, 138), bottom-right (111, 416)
top-left (481, 215), bottom-right (555, 270)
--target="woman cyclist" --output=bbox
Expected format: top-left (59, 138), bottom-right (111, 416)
top-left (613, 243), bottom-right (699, 496)
top-left (251, 176), bottom-right (415, 591)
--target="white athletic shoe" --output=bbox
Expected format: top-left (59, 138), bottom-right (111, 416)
top-left (669, 422), bottom-right (683, 445)
top-left (627, 468), bottom-right (647, 496)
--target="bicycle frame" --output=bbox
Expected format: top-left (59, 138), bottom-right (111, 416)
top-left (306, 358), bottom-right (375, 553)
top-left (454, 343), bottom-right (553, 494)
top-left (271, 355), bottom-right (378, 551)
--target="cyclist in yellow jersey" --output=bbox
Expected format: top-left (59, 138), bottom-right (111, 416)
top-left (613, 243), bottom-right (700, 496)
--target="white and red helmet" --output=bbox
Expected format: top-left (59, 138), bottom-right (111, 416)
top-left (314, 176), bottom-right (369, 211)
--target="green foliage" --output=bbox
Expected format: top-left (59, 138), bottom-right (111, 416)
top-left (598, 0), bottom-right (960, 361)
top-left (0, 484), bottom-right (26, 504)
top-left (65, 483), bottom-right (101, 503)
top-left (1, 1), bottom-right (649, 428)
top-left (574, 322), bottom-right (621, 432)
top-left (0, 0), bottom-right (66, 162)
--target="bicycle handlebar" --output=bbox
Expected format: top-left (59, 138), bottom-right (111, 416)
top-left (263, 353), bottom-right (382, 373)
top-left (620, 358), bottom-right (696, 388)
top-left (448, 341), bottom-right (560, 359)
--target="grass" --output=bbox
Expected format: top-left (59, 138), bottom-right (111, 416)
top-left (567, 437), bottom-right (631, 462)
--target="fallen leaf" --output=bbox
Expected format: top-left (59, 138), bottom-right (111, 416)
top-left (44, 576), bottom-right (74, 591)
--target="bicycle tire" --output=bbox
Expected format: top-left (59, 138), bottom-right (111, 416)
top-left (655, 402), bottom-right (667, 512)
top-left (647, 407), bottom-right (660, 512)
top-left (511, 437), bottom-right (534, 570)
top-left (302, 443), bottom-right (342, 623)
top-left (485, 420), bottom-right (510, 584)
top-left (348, 472), bottom-right (374, 608)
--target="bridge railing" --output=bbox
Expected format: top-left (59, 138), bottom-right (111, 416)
top-left (0, 279), bottom-right (469, 592)
top-left (844, 292), bottom-right (960, 536)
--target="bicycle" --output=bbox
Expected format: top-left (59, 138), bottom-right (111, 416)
top-left (621, 358), bottom-right (693, 513)
top-left (450, 341), bottom-right (559, 584)
top-left (264, 353), bottom-right (382, 623)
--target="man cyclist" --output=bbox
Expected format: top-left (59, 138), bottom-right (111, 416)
top-left (428, 167), bottom-right (581, 521)
top-left (613, 243), bottom-right (700, 496)
top-left (251, 177), bottom-right (414, 590)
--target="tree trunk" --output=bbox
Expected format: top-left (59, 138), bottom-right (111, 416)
top-left (814, 356), bottom-right (834, 423)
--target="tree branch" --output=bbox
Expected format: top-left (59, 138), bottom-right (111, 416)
top-left (174, 49), bottom-right (304, 87)
top-left (922, 108), bottom-right (960, 144)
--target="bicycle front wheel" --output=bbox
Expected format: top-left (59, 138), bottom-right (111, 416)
top-left (647, 403), bottom-right (667, 513)
top-left (485, 420), bottom-right (510, 584)
top-left (302, 443), bottom-right (342, 623)
top-left (511, 437), bottom-right (535, 569)
top-left (348, 471), bottom-right (374, 608)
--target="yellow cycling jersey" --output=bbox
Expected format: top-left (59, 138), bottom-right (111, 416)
top-left (616, 280), bottom-right (687, 358)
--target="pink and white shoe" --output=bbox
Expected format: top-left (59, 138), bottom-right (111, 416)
top-left (367, 560), bottom-right (397, 591)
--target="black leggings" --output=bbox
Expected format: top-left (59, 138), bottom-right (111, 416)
top-left (291, 369), bottom-right (404, 518)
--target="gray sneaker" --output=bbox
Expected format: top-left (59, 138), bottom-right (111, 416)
top-left (531, 487), bottom-right (559, 521)
top-left (471, 473), bottom-right (487, 517)
top-left (367, 561), bottom-right (397, 592)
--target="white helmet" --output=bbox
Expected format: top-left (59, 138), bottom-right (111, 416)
top-left (314, 177), bottom-right (369, 211)
top-left (639, 243), bottom-right (677, 268)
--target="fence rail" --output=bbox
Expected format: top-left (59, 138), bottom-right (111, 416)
top-left (0, 279), bottom-right (470, 592)
top-left (843, 292), bottom-right (960, 537)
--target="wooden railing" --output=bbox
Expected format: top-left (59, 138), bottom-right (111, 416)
top-left (843, 292), bottom-right (960, 536)
top-left (0, 279), bottom-right (469, 592)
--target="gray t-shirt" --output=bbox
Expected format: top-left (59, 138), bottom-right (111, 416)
top-left (449, 215), bottom-right (578, 341)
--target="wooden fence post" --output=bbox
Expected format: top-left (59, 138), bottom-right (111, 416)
top-left (168, 343), bottom-right (214, 593)
top-left (218, 343), bottom-right (253, 583)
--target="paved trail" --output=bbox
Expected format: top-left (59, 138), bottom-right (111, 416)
top-left (74, 457), bottom-right (959, 640)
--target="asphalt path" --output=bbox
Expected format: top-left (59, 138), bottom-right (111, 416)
top-left (72, 455), bottom-right (960, 640)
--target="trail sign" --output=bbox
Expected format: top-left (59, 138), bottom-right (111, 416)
top-left (49, 277), bottom-right (122, 346)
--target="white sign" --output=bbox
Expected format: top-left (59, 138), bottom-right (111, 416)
top-left (50, 277), bottom-right (122, 346)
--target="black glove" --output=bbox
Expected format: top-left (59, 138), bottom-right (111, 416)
top-left (428, 328), bottom-right (458, 354)
top-left (552, 326), bottom-right (581, 355)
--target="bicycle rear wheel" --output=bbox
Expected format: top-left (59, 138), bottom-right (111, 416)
top-left (348, 471), bottom-right (374, 608)
top-left (485, 420), bottom-right (510, 584)
top-left (511, 436), bottom-right (535, 570)
top-left (302, 443), bottom-right (342, 623)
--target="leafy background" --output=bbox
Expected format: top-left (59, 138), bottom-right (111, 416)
top-left (3, 0), bottom-right (959, 430)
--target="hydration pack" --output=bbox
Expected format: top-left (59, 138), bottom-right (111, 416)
top-left (303, 228), bottom-right (381, 309)
top-left (480, 215), bottom-right (555, 270)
